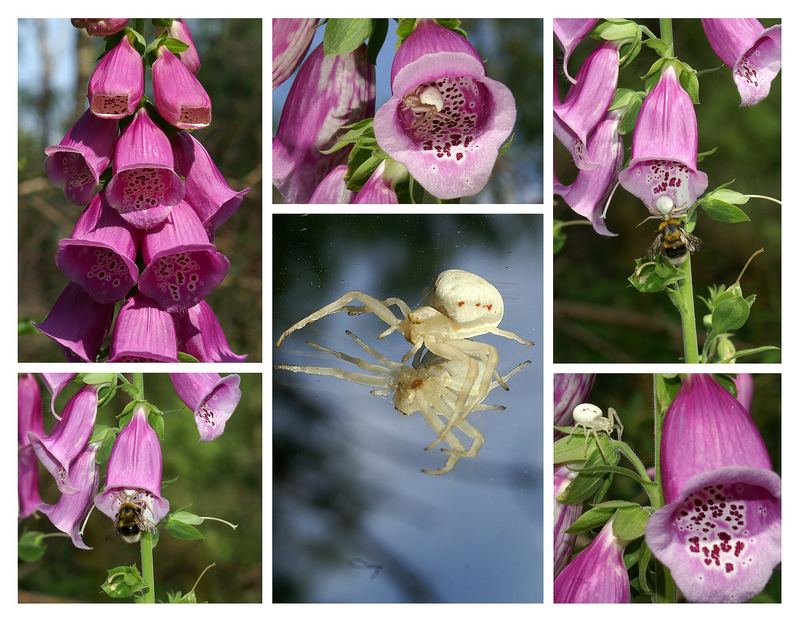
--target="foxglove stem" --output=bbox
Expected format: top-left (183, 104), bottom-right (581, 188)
top-left (675, 258), bottom-right (700, 363)
top-left (140, 530), bottom-right (155, 603)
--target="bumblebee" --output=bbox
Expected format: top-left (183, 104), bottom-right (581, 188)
top-left (647, 217), bottom-right (701, 266)
top-left (114, 499), bottom-right (153, 544)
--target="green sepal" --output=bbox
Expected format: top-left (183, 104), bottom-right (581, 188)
top-left (167, 590), bottom-right (198, 603)
top-left (612, 505), bottom-right (650, 541)
top-left (148, 410), bottom-right (166, 441)
top-left (725, 345), bottom-right (780, 361)
top-left (553, 219), bottom-right (567, 255)
top-left (564, 506), bottom-right (614, 535)
top-left (18, 531), bottom-right (47, 562)
top-left (82, 373), bottom-right (117, 386)
top-left (558, 441), bottom-right (621, 504)
top-left (178, 352), bottom-right (200, 363)
top-left (629, 257), bottom-right (685, 293)
top-left (101, 565), bottom-right (148, 599)
top-left (323, 19), bottom-right (372, 56)
top-left (164, 514), bottom-right (205, 541)
top-left (90, 424), bottom-right (120, 464)
top-left (696, 146), bottom-right (718, 162)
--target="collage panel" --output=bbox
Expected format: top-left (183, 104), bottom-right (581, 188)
top-left (18, 372), bottom-right (262, 602)
top-left (18, 18), bottom-right (262, 363)
top-left (272, 18), bottom-right (543, 204)
top-left (273, 214), bottom-right (543, 602)
top-left (553, 372), bottom-right (781, 603)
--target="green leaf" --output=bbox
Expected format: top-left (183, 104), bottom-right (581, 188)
top-left (628, 258), bottom-right (685, 293)
top-left (696, 146), bottom-right (718, 162)
top-left (592, 20), bottom-right (639, 42)
top-left (162, 37), bottom-right (189, 54)
top-left (553, 220), bottom-right (567, 255)
top-left (553, 431), bottom-right (595, 464)
top-left (165, 519), bottom-right (205, 541)
top-left (643, 37), bottom-right (669, 55)
top-left (178, 352), bottom-right (200, 363)
top-left (82, 373), bottom-right (116, 386)
top-left (18, 531), bottom-right (47, 562)
top-left (90, 424), bottom-right (119, 464)
top-left (618, 94), bottom-right (643, 135)
top-left (564, 507), bottom-right (614, 534)
top-left (700, 199), bottom-right (750, 223)
top-left (168, 511), bottom-right (204, 526)
top-left (323, 19), bottom-right (372, 56)
top-left (167, 590), bottom-right (198, 603)
top-left (148, 411), bottom-right (165, 441)
top-left (612, 505), bottom-right (650, 541)
top-left (655, 374), bottom-right (682, 415)
top-left (638, 543), bottom-right (654, 593)
top-left (679, 68), bottom-right (700, 104)
top-left (592, 500), bottom-right (643, 509)
top-left (18, 320), bottom-right (36, 335)
top-left (712, 296), bottom-right (751, 332)
top-left (498, 132), bottom-right (515, 158)
top-left (346, 153), bottom-right (384, 192)
top-left (558, 442), bottom-right (621, 504)
top-left (726, 345), bottom-right (780, 361)
top-left (101, 565), bottom-right (147, 599)
top-left (395, 19), bottom-right (417, 46)
top-left (366, 19), bottom-right (388, 65)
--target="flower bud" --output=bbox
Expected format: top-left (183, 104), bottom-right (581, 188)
top-left (152, 48), bottom-right (212, 129)
top-left (88, 34), bottom-right (143, 119)
top-left (173, 300), bottom-right (247, 362)
top-left (170, 373), bottom-right (241, 441)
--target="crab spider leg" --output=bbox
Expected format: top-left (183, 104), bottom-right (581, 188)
top-left (401, 339), bottom-right (425, 363)
top-left (492, 360), bottom-right (532, 389)
top-left (608, 407), bottom-right (624, 441)
top-left (275, 292), bottom-right (401, 348)
top-left (490, 327), bottom-right (535, 346)
top-left (274, 364), bottom-right (392, 389)
top-left (303, 340), bottom-right (393, 375)
top-left (341, 297), bottom-right (412, 318)
top-left (417, 403), bottom-right (467, 475)
top-left (345, 330), bottom-right (401, 368)
top-left (442, 418), bottom-right (484, 459)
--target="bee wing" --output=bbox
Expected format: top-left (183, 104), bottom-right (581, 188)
top-left (681, 229), bottom-right (702, 253)
top-left (647, 232), bottom-right (664, 260)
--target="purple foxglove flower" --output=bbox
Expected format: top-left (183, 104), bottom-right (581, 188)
top-left (105, 107), bottom-right (185, 230)
top-left (152, 48), bottom-right (212, 130)
top-left (138, 201), bottom-right (230, 312)
top-left (272, 18), bottom-right (318, 89)
top-left (273, 43), bottom-right (375, 204)
top-left (44, 108), bottom-right (118, 205)
top-left (56, 193), bottom-right (138, 304)
top-left (553, 373), bottom-right (595, 428)
top-left (702, 20), bottom-right (781, 107)
top-left (87, 34), bottom-right (143, 119)
top-left (39, 444), bottom-right (99, 549)
top-left (72, 18), bottom-right (129, 37)
top-left (171, 132), bottom-right (250, 238)
top-left (35, 283), bottom-right (114, 363)
top-left (553, 19), bottom-right (599, 83)
top-left (618, 66), bottom-right (709, 215)
top-left (19, 449), bottom-right (43, 519)
top-left (373, 19), bottom-right (515, 200)
top-left (174, 299), bottom-right (247, 362)
top-left (554, 466), bottom-right (582, 576)
top-left (554, 111), bottom-right (622, 236)
top-left (18, 374), bottom-right (44, 447)
top-left (28, 385), bottom-right (98, 494)
top-left (95, 405), bottom-right (170, 527)
top-left (554, 43), bottom-right (619, 171)
top-left (734, 373), bottom-right (754, 412)
top-left (157, 19), bottom-right (201, 74)
top-left (645, 374), bottom-right (780, 602)
top-left (554, 519), bottom-right (630, 603)
top-left (41, 373), bottom-right (77, 421)
top-left (170, 373), bottom-right (242, 441)
top-left (308, 165), bottom-right (353, 204)
top-left (352, 161), bottom-right (399, 204)
top-left (109, 293), bottom-right (179, 362)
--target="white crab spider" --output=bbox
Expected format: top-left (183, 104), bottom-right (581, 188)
top-left (276, 329), bottom-right (530, 475)
top-left (275, 269), bottom-right (534, 449)
top-left (402, 84), bottom-right (447, 130)
top-left (569, 403), bottom-right (624, 460)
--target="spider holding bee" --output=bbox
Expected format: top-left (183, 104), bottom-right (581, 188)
top-left (646, 195), bottom-right (702, 266)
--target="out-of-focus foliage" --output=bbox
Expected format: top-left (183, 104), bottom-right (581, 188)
top-left (18, 373), bottom-right (262, 603)
top-left (554, 19), bottom-right (780, 363)
top-left (18, 19), bottom-right (262, 361)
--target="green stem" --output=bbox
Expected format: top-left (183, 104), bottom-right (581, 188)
top-left (653, 375), bottom-right (677, 602)
top-left (675, 257), bottom-right (700, 363)
top-left (133, 373), bottom-right (144, 400)
top-left (140, 531), bottom-right (156, 603)
top-left (659, 18), bottom-right (674, 55)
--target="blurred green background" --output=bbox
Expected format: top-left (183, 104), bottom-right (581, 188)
top-left (556, 372), bottom-right (781, 603)
top-left (18, 19), bottom-right (262, 361)
top-left (18, 373), bottom-right (262, 603)
top-left (554, 19), bottom-right (780, 363)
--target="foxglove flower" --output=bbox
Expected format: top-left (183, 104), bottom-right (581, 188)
top-left (554, 466), bottom-right (582, 576)
top-left (554, 43), bottom-right (619, 170)
top-left (109, 293), bottom-right (179, 362)
top-left (56, 193), bottom-right (138, 304)
top-left (171, 132), bottom-right (250, 238)
top-left (735, 373), bottom-right (754, 412)
top-left (554, 373), bottom-right (595, 428)
top-left (353, 161), bottom-right (399, 204)
top-left (554, 112), bottom-right (622, 236)
top-left (95, 406), bottom-right (170, 526)
top-left (138, 201), bottom-right (230, 312)
top-left (618, 66), bottom-right (709, 215)
top-left (157, 19), bottom-right (201, 74)
top-left (554, 519), bottom-right (630, 603)
top-left (553, 19), bottom-right (598, 83)
top-left (308, 165), bottom-right (353, 204)
top-left (272, 18), bottom-right (318, 89)
top-left (41, 373), bottom-right (77, 420)
top-left (273, 43), bottom-right (375, 203)
top-left (170, 373), bottom-right (242, 441)
top-left (174, 299), bottom-right (247, 362)
top-left (28, 385), bottom-right (98, 494)
top-left (105, 108), bottom-right (185, 230)
top-left (39, 444), bottom-right (99, 549)
top-left (646, 374), bottom-right (781, 603)
top-left (87, 34), bottom-right (143, 119)
top-left (44, 108), bottom-right (118, 205)
top-left (374, 19), bottom-right (515, 200)
top-left (72, 19), bottom-right (129, 37)
top-left (18, 374), bottom-right (44, 518)
top-left (152, 48), bottom-right (212, 130)
top-left (701, 19), bottom-right (781, 107)
top-left (35, 283), bottom-right (114, 363)
top-left (19, 450), bottom-right (42, 519)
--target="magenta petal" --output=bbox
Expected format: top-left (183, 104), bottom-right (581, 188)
top-left (153, 48), bottom-right (212, 129)
top-left (734, 374), bottom-right (754, 413)
top-left (554, 466), bottom-right (581, 576)
top-left (554, 44), bottom-right (619, 171)
top-left (308, 165), bottom-right (353, 204)
top-left (174, 299), bottom-right (247, 362)
top-left (28, 385), bottom-right (98, 494)
top-left (19, 448), bottom-right (43, 519)
top-left (41, 373), bottom-right (77, 421)
top-left (95, 406), bottom-right (170, 525)
top-left (554, 112), bottom-right (622, 236)
top-left (272, 18), bottom-right (318, 89)
top-left (44, 108), bottom-right (118, 205)
top-left (105, 108), bottom-right (185, 229)
top-left (72, 19), bottom-right (129, 37)
top-left (646, 466), bottom-right (781, 603)
top-left (88, 35), bottom-right (143, 119)
top-left (56, 193), bottom-right (138, 304)
top-left (171, 132), bottom-right (250, 238)
top-left (158, 19), bottom-right (201, 74)
top-left (352, 161), bottom-right (398, 204)
top-left (138, 201), bottom-right (230, 312)
top-left (170, 373), bottom-right (242, 441)
top-left (39, 445), bottom-right (99, 550)
top-left (18, 374), bottom-right (44, 447)
top-left (109, 293), bottom-right (178, 362)
top-left (553, 373), bottom-right (595, 428)
top-left (35, 283), bottom-right (114, 363)
top-left (553, 19), bottom-right (599, 83)
top-left (554, 519), bottom-right (630, 603)
top-left (273, 43), bottom-right (375, 204)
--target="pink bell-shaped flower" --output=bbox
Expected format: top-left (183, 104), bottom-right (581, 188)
top-left (553, 373), bottom-right (595, 428)
top-left (734, 374), bottom-right (754, 412)
top-left (72, 19), bottom-right (129, 37)
top-left (272, 18), bottom-right (318, 89)
top-left (553, 19), bottom-right (598, 83)
top-left (87, 34), bottom-right (143, 119)
top-left (170, 373), bottom-right (242, 441)
top-left (41, 373), bottom-right (77, 420)
top-left (152, 47), bottom-right (212, 130)
top-left (352, 161), bottom-right (399, 204)
top-left (554, 466), bottom-right (582, 576)
top-left (173, 299), bottom-right (247, 362)
top-left (157, 19), bottom-right (201, 74)
top-left (308, 165), bottom-right (353, 204)
top-left (18, 374), bottom-right (45, 519)
top-left (109, 293), bottom-right (179, 362)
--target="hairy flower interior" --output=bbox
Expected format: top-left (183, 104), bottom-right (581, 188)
top-left (92, 94), bottom-right (129, 117)
top-left (632, 159), bottom-right (692, 207)
top-left (180, 106), bottom-right (211, 127)
top-left (118, 168), bottom-right (169, 213)
top-left (58, 153), bottom-right (94, 196)
top-left (150, 251), bottom-right (204, 304)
